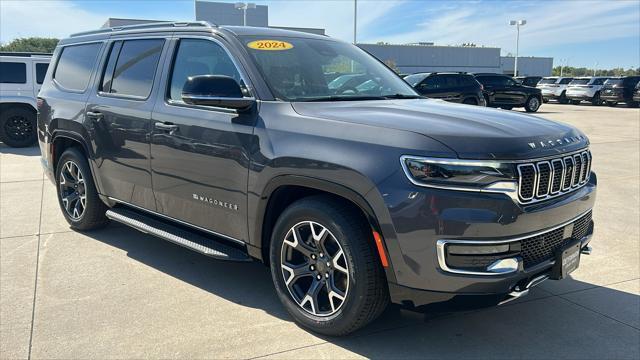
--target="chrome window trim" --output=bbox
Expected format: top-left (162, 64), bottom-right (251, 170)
top-left (436, 209), bottom-right (592, 276)
top-left (107, 197), bottom-right (246, 245)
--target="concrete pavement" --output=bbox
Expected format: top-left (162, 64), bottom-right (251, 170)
top-left (1, 103), bottom-right (638, 359)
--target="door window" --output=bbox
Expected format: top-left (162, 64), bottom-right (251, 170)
top-left (101, 39), bottom-right (164, 98)
top-left (422, 75), bottom-right (444, 90)
top-left (0, 62), bottom-right (27, 83)
top-left (168, 39), bottom-right (242, 102)
top-left (35, 63), bottom-right (49, 84)
top-left (54, 43), bottom-right (101, 91)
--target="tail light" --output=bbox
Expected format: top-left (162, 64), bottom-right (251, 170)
top-left (36, 98), bottom-right (44, 109)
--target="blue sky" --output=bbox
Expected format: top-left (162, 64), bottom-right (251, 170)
top-left (1, 0), bottom-right (638, 69)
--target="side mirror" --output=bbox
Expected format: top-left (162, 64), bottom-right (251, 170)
top-left (181, 75), bottom-right (255, 111)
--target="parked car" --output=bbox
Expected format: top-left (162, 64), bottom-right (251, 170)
top-left (565, 77), bottom-right (609, 105)
top-left (39, 23), bottom-right (596, 336)
top-left (405, 72), bottom-right (486, 106)
top-left (473, 73), bottom-right (542, 112)
top-left (0, 52), bottom-right (51, 147)
top-left (633, 81), bottom-right (640, 103)
top-left (514, 76), bottom-right (542, 87)
top-left (537, 77), bottom-right (574, 104)
top-left (600, 76), bottom-right (640, 108)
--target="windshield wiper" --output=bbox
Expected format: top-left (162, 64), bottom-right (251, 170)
top-left (382, 94), bottom-right (424, 99)
top-left (296, 95), bottom-right (388, 102)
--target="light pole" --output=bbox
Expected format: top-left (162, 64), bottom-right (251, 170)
top-left (593, 61), bottom-right (598, 76)
top-left (353, 0), bottom-right (358, 45)
top-left (509, 19), bottom-right (526, 77)
top-left (235, 2), bottom-right (256, 26)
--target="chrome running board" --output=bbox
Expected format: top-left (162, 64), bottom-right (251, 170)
top-left (106, 208), bottom-right (251, 262)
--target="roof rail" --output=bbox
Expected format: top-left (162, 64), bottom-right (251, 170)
top-left (70, 21), bottom-right (217, 38)
top-left (0, 52), bottom-right (53, 57)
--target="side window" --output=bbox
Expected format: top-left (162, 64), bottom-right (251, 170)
top-left (168, 39), bottom-right (242, 101)
top-left (54, 43), bottom-right (101, 91)
top-left (35, 63), bottom-right (49, 84)
top-left (560, 78), bottom-right (572, 84)
top-left (477, 76), bottom-right (496, 86)
top-left (442, 75), bottom-right (458, 88)
top-left (101, 39), bottom-right (164, 98)
top-left (0, 62), bottom-right (27, 84)
top-left (422, 75), bottom-right (443, 90)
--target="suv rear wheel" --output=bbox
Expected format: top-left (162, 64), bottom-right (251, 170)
top-left (558, 91), bottom-right (569, 104)
top-left (524, 96), bottom-right (541, 112)
top-left (269, 196), bottom-right (388, 336)
top-left (0, 107), bottom-right (37, 147)
top-left (55, 148), bottom-right (109, 230)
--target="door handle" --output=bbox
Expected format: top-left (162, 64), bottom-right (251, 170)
top-left (154, 122), bottom-right (179, 132)
top-left (86, 111), bottom-right (103, 121)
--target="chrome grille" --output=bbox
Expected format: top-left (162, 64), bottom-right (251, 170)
top-left (517, 150), bottom-right (591, 204)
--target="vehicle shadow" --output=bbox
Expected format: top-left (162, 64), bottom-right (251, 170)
top-left (85, 224), bottom-right (639, 359)
top-left (0, 143), bottom-right (40, 155)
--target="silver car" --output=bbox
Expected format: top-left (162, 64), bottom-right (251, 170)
top-left (537, 77), bottom-right (573, 104)
top-left (566, 77), bottom-right (609, 105)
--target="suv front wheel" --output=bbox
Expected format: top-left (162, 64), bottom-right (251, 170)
top-left (269, 196), bottom-right (388, 336)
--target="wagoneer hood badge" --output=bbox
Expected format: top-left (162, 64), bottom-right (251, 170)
top-left (528, 135), bottom-right (586, 149)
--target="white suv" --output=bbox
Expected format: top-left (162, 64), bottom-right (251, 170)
top-left (566, 77), bottom-right (609, 105)
top-left (0, 53), bottom-right (51, 147)
top-left (537, 77), bottom-right (573, 104)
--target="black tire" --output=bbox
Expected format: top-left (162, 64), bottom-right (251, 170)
top-left (570, 100), bottom-right (581, 105)
top-left (462, 97), bottom-right (478, 106)
top-left (55, 147), bottom-right (109, 230)
top-left (558, 92), bottom-right (569, 104)
top-left (542, 98), bottom-right (549, 103)
top-left (591, 92), bottom-right (601, 106)
top-left (627, 101), bottom-right (639, 108)
top-left (500, 106), bottom-right (513, 110)
top-left (269, 196), bottom-right (388, 336)
top-left (524, 96), bottom-right (541, 112)
top-left (0, 106), bottom-right (37, 147)
top-left (607, 101), bottom-right (617, 107)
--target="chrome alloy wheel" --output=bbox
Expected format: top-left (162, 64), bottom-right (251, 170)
top-left (280, 221), bottom-right (349, 317)
top-left (59, 161), bottom-right (87, 220)
top-left (529, 97), bottom-right (540, 111)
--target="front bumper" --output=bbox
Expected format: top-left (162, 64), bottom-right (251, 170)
top-left (371, 170), bottom-right (597, 306)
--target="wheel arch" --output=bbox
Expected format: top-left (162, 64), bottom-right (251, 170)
top-left (51, 130), bottom-right (104, 195)
top-left (253, 175), bottom-right (394, 281)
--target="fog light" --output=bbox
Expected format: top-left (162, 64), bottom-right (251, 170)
top-left (486, 258), bottom-right (519, 273)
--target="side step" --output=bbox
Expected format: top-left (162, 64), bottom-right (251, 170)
top-left (106, 208), bottom-right (252, 262)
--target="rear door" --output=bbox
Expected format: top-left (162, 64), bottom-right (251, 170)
top-left (85, 36), bottom-right (169, 210)
top-left (149, 35), bottom-right (256, 242)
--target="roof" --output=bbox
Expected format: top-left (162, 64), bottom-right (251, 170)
top-left (221, 25), bottom-right (329, 40)
top-left (0, 52), bottom-right (52, 58)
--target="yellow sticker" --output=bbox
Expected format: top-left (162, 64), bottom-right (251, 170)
top-left (247, 40), bottom-right (294, 51)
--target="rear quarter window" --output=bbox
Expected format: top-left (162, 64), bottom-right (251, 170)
top-left (36, 63), bottom-right (49, 84)
top-left (54, 43), bottom-right (102, 91)
top-left (0, 62), bottom-right (27, 83)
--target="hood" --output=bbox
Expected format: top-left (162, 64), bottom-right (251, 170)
top-left (292, 99), bottom-right (588, 160)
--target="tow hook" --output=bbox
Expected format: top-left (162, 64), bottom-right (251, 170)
top-left (498, 274), bottom-right (550, 306)
top-left (581, 246), bottom-right (592, 255)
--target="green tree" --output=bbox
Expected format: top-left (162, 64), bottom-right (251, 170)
top-left (552, 66), bottom-right (639, 77)
top-left (383, 59), bottom-right (400, 73)
top-left (0, 37), bottom-right (59, 53)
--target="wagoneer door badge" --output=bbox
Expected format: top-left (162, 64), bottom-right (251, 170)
top-left (192, 193), bottom-right (239, 211)
top-left (528, 135), bottom-right (585, 149)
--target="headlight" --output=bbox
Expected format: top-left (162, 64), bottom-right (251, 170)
top-left (401, 156), bottom-right (516, 190)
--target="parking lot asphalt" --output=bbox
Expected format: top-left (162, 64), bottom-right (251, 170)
top-left (1, 103), bottom-right (639, 359)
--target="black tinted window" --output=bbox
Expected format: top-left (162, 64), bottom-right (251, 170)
top-left (422, 75), bottom-right (445, 89)
top-left (105, 39), bottom-right (163, 98)
top-left (559, 78), bottom-right (573, 84)
top-left (0, 62), bottom-right (27, 83)
top-left (592, 78), bottom-right (606, 85)
top-left (169, 39), bottom-right (241, 101)
top-left (54, 43), bottom-right (101, 91)
top-left (477, 76), bottom-right (513, 86)
top-left (35, 63), bottom-right (49, 84)
top-left (623, 77), bottom-right (640, 86)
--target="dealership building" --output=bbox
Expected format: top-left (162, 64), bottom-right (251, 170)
top-left (102, 0), bottom-right (553, 76)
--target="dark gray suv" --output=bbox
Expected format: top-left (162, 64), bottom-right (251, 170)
top-left (38, 22), bottom-right (597, 336)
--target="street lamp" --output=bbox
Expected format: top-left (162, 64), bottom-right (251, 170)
top-left (235, 2), bottom-right (256, 26)
top-left (509, 19), bottom-right (526, 77)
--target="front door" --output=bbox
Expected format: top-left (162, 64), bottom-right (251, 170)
top-left (150, 36), bottom-right (257, 242)
top-left (86, 37), bottom-right (167, 210)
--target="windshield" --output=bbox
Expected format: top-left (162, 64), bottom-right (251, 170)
top-left (538, 78), bottom-right (557, 84)
top-left (570, 79), bottom-right (590, 85)
top-left (404, 73), bottom-right (429, 87)
top-left (240, 36), bottom-right (419, 101)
